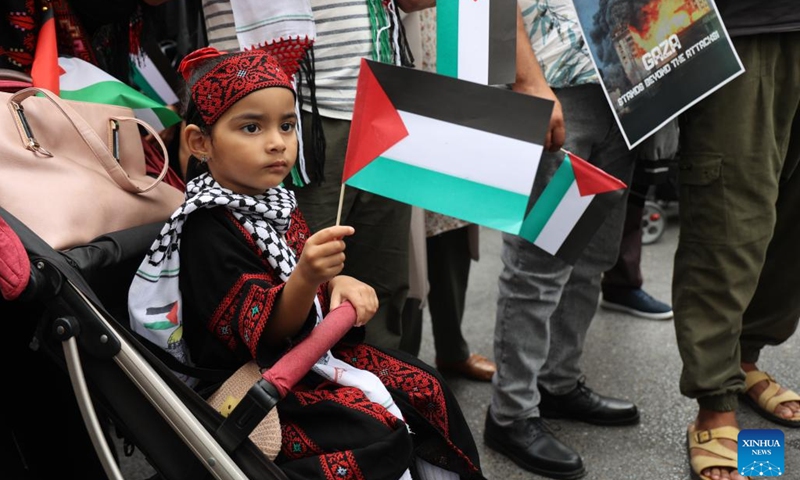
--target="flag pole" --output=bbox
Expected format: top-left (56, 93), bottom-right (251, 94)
top-left (335, 184), bottom-right (346, 226)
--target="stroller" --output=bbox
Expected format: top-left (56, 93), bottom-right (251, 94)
top-left (2, 204), bottom-right (359, 480)
top-left (0, 67), bottom-right (360, 479)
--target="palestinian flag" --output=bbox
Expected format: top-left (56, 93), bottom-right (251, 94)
top-left (58, 57), bottom-right (181, 132)
top-left (30, 4), bottom-right (59, 95)
top-left (129, 46), bottom-right (180, 109)
top-left (519, 152), bottom-right (626, 264)
top-left (344, 59), bottom-right (553, 236)
top-left (437, 0), bottom-right (517, 85)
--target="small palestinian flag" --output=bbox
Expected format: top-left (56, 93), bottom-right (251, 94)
top-left (58, 57), bottom-right (181, 132)
top-left (437, 0), bottom-right (517, 85)
top-left (344, 59), bottom-right (552, 237)
top-left (520, 151), bottom-right (627, 264)
top-left (30, 4), bottom-right (59, 95)
top-left (129, 47), bottom-right (180, 109)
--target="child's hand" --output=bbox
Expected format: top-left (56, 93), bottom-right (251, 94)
top-left (295, 225), bottom-right (355, 286)
top-left (328, 275), bottom-right (378, 327)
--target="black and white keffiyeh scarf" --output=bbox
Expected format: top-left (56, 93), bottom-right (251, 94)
top-left (128, 173), bottom-right (301, 383)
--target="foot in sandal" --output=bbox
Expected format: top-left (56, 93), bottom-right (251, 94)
top-left (687, 411), bottom-right (749, 480)
top-left (741, 364), bottom-right (800, 427)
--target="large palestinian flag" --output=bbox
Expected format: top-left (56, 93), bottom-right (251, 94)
top-left (345, 59), bottom-right (551, 236)
top-left (345, 59), bottom-right (626, 264)
top-left (437, 0), bottom-right (517, 85)
top-left (520, 152), bottom-right (626, 264)
top-left (58, 57), bottom-right (181, 132)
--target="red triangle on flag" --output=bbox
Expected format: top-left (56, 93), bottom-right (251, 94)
top-left (30, 5), bottom-right (59, 96)
top-left (166, 302), bottom-right (179, 325)
top-left (343, 58), bottom-right (409, 183)
top-left (567, 152), bottom-right (626, 197)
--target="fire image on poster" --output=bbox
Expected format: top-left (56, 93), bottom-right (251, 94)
top-left (572, 0), bottom-right (744, 149)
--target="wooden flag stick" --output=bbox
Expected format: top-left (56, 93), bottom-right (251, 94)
top-left (335, 183), bottom-right (346, 226)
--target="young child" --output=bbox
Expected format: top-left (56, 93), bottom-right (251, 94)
top-left (128, 47), bottom-right (484, 480)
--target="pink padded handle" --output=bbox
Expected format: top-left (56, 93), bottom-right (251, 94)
top-left (0, 215), bottom-right (29, 301)
top-left (262, 301), bottom-right (356, 397)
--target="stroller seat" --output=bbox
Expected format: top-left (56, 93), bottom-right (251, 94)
top-left (1, 206), bottom-right (354, 480)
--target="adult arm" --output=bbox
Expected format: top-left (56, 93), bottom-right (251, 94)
top-left (512, 5), bottom-right (565, 152)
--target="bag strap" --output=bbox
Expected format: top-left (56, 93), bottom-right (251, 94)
top-left (7, 87), bottom-right (171, 194)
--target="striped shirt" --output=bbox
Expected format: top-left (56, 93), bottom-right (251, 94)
top-left (519, 0), bottom-right (597, 88)
top-left (302, 0), bottom-right (374, 120)
top-left (203, 0), bottom-right (239, 52)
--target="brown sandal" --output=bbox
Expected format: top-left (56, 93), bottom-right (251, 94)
top-left (686, 424), bottom-right (747, 480)
top-left (740, 370), bottom-right (800, 428)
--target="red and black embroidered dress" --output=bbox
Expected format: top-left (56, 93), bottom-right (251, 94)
top-left (179, 206), bottom-right (485, 480)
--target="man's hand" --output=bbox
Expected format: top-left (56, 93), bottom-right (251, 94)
top-left (512, 5), bottom-right (566, 152)
top-left (328, 275), bottom-right (378, 327)
top-left (512, 82), bottom-right (565, 152)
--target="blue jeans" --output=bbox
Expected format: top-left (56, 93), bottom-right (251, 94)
top-left (490, 84), bottom-right (636, 425)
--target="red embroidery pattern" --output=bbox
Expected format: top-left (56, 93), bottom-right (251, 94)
top-left (209, 272), bottom-right (275, 353)
top-left (238, 283), bottom-right (276, 357)
top-left (2, 0), bottom-right (36, 69)
top-left (51, 0), bottom-right (96, 65)
top-left (337, 345), bottom-right (449, 435)
top-left (281, 422), bottom-right (323, 460)
top-left (251, 36), bottom-right (313, 77)
top-left (286, 209), bottom-right (311, 257)
top-left (320, 451), bottom-right (365, 480)
top-left (191, 50), bottom-right (293, 125)
top-left (293, 388), bottom-right (401, 430)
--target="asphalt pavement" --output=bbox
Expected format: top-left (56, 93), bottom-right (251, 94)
top-left (119, 206), bottom-right (800, 479)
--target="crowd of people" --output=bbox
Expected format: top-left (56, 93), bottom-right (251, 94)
top-left (3, 1), bottom-right (799, 479)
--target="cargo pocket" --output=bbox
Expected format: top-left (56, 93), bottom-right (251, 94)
top-left (678, 154), bottom-right (726, 243)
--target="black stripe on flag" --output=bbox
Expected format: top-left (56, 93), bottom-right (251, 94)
top-left (488, 0), bottom-right (518, 85)
top-left (365, 59), bottom-right (553, 145)
top-left (554, 189), bottom-right (625, 265)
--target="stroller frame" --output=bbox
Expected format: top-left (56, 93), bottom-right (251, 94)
top-left (3, 206), bottom-right (289, 480)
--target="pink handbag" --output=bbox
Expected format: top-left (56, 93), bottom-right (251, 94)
top-left (0, 87), bottom-right (184, 250)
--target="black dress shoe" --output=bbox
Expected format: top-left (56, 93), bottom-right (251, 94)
top-left (484, 409), bottom-right (586, 479)
top-left (538, 379), bottom-right (640, 426)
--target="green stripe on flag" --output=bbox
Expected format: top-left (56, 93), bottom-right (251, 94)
top-left (347, 156), bottom-right (529, 233)
top-left (437, 1), bottom-right (459, 78)
top-left (131, 63), bottom-right (167, 105)
top-left (61, 81), bottom-right (181, 128)
top-left (519, 157), bottom-right (575, 241)
top-left (154, 107), bottom-right (180, 128)
top-left (144, 321), bottom-right (177, 331)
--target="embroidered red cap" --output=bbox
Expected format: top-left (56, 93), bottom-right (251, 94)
top-left (180, 48), bottom-right (295, 126)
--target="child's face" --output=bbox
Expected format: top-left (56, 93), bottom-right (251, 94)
top-left (206, 87), bottom-right (298, 195)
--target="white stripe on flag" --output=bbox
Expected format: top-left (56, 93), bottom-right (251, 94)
top-left (459, 0), bottom-right (491, 84)
top-left (384, 111), bottom-right (542, 196)
top-left (130, 52), bottom-right (179, 105)
top-left (59, 57), bottom-right (114, 90)
top-left (134, 108), bottom-right (166, 133)
top-left (534, 181), bottom-right (593, 254)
